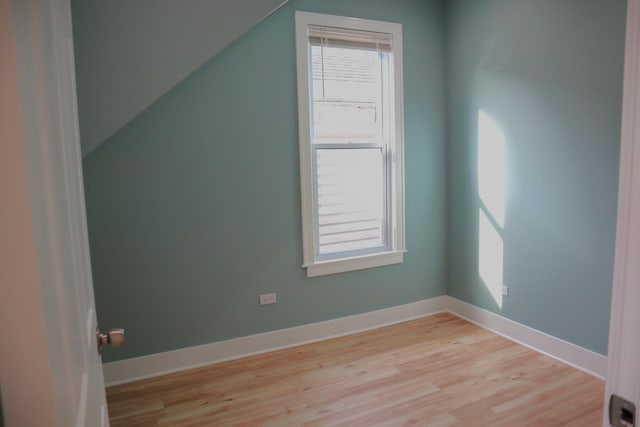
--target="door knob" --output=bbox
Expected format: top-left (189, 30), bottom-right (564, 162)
top-left (96, 328), bottom-right (125, 355)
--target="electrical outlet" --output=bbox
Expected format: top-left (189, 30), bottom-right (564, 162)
top-left (259, 293), bottom-right (277, 305)
top-left (502, 285), bottom-right (509, 296)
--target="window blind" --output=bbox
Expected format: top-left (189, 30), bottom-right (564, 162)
top-left (308, 28), bottom-right (390, 258)
top-left (316, 148), bottom-right (385, 255)
top-left (308, 27), bottom-right (393, 53)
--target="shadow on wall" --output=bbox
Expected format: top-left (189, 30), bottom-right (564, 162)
top-left (446, 0), bottom-right (624, 354)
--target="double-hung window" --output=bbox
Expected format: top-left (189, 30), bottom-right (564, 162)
top-left (295, 12), bottom-right (405, 277)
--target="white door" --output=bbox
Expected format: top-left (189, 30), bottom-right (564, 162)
top-left (604, 0), bottom-right (640, 425)
top-left (1, 0), bottom-right (110, 426)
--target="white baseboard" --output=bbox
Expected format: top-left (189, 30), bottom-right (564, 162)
top-left (103, 295), bottom-right (607, 386)
top-left (443, 296), bottom-right (607, 379)
top-left (102, 296), bottom-right (448, 386)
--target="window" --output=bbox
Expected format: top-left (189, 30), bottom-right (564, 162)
top-left (295, 12), bottom-right (405, 277)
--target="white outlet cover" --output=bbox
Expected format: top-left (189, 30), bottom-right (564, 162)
top-left (259, 293), bottom-right (277, 305)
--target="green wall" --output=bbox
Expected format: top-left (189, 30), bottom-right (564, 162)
top-left (71, 0), bottom-right (287, 156)
top-left (82, 0), bottom-right (625, 363)
top-left (445, 0), bottom-right (626, 354)
top-left (83, 0), bottom-right (447, 362)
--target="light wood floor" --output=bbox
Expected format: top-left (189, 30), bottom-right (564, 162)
top-left (106, 313), bottom-right (604, 426)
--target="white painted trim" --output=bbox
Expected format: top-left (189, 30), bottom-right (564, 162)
top-left (305, 250), bottom-right (404, 277)
top-left (604, 0), bottom-right (640, 423)
top-left (103, 295), bottom-right (607, 386)
top-left (4, 1), bottom-right (107, 426)
top-left (295, 10), bottom-right (315, 271)
top-left (295, 11), bottom-right (405, 277)
top-left (443, 297), bottom-right (607, 379)
top-left (103, 296), bottom-right (447, 386)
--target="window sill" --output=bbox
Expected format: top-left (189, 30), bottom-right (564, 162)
top-left (303, 250), bottom-right (405, 278)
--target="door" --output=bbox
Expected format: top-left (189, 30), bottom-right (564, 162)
top-left (1, 0), bottom-right (109, 425)
top-left (604, 0), bottom-right (640, 425)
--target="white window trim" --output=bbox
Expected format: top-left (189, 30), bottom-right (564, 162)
top-left (295, 11), bottom-right (406, 277)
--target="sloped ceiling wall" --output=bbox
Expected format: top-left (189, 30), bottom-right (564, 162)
top-left (71, 0), bottom-right (288, 156)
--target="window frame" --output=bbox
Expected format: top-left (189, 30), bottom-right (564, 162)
top-left (295, 11), bottom-right (406, 278)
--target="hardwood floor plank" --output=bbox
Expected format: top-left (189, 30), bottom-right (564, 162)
top-left (107, 313), bottom-right (604, 426)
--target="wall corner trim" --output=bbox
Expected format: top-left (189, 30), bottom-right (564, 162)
top-left (442, 297), bottom-right (607, 380)
top-left (103, 296), bottom-right (606, 386)
top-left (102, 296), bottom-right (448, 386)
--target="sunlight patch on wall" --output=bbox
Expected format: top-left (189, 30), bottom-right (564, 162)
top-left (478, 209), bottom-right (504, 307)
top-left (478, 110), bottom-right (506, 228)
top-left (477, 110), bottom-right (506, 308)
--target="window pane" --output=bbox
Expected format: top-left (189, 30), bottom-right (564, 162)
top-left (311, 45), bottom-right (382, 143)
top-left (316, 148), bottom-right (384, 255)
